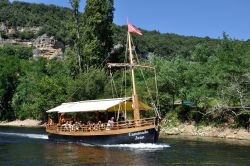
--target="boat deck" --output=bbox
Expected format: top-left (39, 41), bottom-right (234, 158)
top-left (46, 118), bottom-right (156, 136)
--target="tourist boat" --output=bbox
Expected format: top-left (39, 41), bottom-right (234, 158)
top-left (46, 23), bottom-right (161, 145)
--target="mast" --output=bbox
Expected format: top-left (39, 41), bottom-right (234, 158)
top-left (128, 31), bottom-right (140, 120)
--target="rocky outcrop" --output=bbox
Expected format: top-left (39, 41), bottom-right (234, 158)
top-left (17, 26), bottom-right (40, 34)
top-left (0, 23), bottom-right (7, 32)
top-left (0, 38), bottom-right (33, 46)
top-left (32, 34), bottom-right (64, 59)
top-left (0, 22), bottom-right (64, 59)
top-left (0, 35), bottom-right (2, 45)
top-left (0, 22), bottom-right (40, 34)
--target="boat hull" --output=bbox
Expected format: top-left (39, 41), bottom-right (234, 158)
top-left (48, 127), bottom-right (160, 145)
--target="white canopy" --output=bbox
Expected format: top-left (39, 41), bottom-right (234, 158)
top-left (46, 97), bottom-right (152, 113)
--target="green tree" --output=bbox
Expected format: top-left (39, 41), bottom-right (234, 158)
top-left (69, 0), bottom-right (83, 72)
top-left (0, 56), bottom-right (20, 120)
top-left (12, 59), bottom-right (73, 120)
top-left (83, 0), bottom-right (114, 67)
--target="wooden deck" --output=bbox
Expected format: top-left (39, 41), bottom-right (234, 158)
top-left (46, 118), bottom-right (156, 136)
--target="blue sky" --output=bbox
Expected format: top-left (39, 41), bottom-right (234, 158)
top-left (12, 0), bottom-right (250, 40)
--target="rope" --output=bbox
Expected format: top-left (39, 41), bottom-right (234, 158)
top-left (154, 68), bottom-right (161, 118)
top-left (66, 86), bottom-right (83, 102)
top-left (131, 37), bottom-right (161, 118)
top-left (109, 69), bottom-right (115, 98)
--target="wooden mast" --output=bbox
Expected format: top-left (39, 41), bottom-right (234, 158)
top-left (128, 31), bottom-right (140, 120)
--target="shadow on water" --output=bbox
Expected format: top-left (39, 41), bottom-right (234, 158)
top-left (0, 127), bottom-right (249, 166)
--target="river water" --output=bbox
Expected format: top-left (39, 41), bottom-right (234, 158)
top-left (0, 127), bottom-right (249, 166)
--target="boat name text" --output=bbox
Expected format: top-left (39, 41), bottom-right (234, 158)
top-left (128, 130), bottom-right (148, 137)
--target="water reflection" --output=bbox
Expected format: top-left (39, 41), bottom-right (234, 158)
top-left (43, 142), bottom-right (168, 166)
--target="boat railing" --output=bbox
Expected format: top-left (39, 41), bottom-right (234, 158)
top-left (46, 117), bottom-right (156, 133)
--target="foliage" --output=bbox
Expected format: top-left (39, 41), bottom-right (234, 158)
top-left (68, 0), bottom-right (83, 72)
top-left (0, 0), bottom-right (71, 42)
top-left (152, 36), bottom-right (250, 125)
top-left (12, 59), bottom-right (73, 120)
top-left (0, 45), bottom-right (32, 59)
top-left (82, 0), bottom-right (114, 66)
top-left (0, 0), bottom-right (249, 128)
top-left (0, 45), bottom-right (33, 120)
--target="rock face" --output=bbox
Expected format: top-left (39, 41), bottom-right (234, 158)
top-left (0, 22), bottom-right (40, 34)
top-left (161, 123), bottom-right (250, 141)
top-left (0, 23), bottom-right (7, 32)
top-left (0, 22), bottom-right (64, 59)
top-left (17, 26), bottom-right (40, 34)
top-left (0, 35), bottom-right (2, 44)
top-left (33, 34), bottom-right (64, 59)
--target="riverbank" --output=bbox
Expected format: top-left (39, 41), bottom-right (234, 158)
top-left (0, 119), bottom-right (44, 127)
top-left (1, 119), bottom-right (250, 142)
top-left (161, 123), bottom-right (250, 141)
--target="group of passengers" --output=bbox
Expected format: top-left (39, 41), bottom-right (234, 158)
top-left (59, 117), bottom-right (115, 132)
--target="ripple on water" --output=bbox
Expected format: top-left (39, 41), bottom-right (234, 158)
top-left (98, 143), bottom-right (170, 151)
top-left (0, 132), bottom-right (48, 140)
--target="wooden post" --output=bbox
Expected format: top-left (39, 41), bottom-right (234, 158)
top-left (106, 111), bottom-right (109, 122)
top-left (95, 111), bottom-right (99, 121)
top-left (128, 32), bottom-right (140, 120)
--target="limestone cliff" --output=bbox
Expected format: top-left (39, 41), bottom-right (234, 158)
top-left (0, 22), bottom-right (64, 59)
top-left (33, 34), bottom-right (64, 59)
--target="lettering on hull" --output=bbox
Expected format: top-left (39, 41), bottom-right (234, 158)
top-left (128, 130), bottom-right (149, 140)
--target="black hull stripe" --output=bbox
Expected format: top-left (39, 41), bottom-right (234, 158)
top-left (48, 128), bottom-right (159, 145)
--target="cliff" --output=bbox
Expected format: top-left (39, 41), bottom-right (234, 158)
top-left (0, 23), bottom-right (64, 59)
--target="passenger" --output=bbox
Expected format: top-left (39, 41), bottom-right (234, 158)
top-left (69, 121), bottom-right (73, 131)
top-left (62, 121), bottom-right (69, 131)
top-left (106, 117), bottom-right (114, 130)
top-left (62, 118), bottom-right (65, 123)
top-left (94, 123), bottom-right (99, 131)
top-left (110, 117), bottom-right (114, 128)
top-left (92, 123), bottom-right (96, 131)
top-left (97, 121), bottom-right (103, 130)
top-left (106, 121), bottom-right (111, 130)
top-left (48, 116), bottom-right (54, 126)
top-left (80, 122), bottom-right (85, 131)
top-left (74, 122), bottom-right (80, 131)
top-left (87, 121), bottom-right (92, 131)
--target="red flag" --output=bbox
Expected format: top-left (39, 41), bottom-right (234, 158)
top-left (128, 23), bottom-right (142, 36)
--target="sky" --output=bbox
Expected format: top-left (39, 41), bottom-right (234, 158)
top-left (11, 0), bottom-right (250, 40)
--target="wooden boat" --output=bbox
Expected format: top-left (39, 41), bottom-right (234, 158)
top-left (46, 23), bottom-right (161, 145)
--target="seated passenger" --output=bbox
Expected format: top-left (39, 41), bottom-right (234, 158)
top-left (87, 121), bottom-right (92, 131)
top-left (93, 123), bottom-right (99, 131)
top-left (61, 121), bottom-right (69, 131)
top-left (97, 121), bottom-right (103, 130)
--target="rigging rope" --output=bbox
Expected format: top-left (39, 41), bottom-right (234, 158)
top-left (154, 68), bottom-right (161, 118)
top-left (130, 37), bottom-right (161, 118)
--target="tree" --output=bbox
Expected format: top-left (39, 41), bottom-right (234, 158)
top-left (82, 0), bottom-right (114, 67)
top-left (12, 59), bottom-right (73, 120)
top-left (0, 56), bottom-right (20, 120)
top-left (69, 0), bottom-right (83, 73)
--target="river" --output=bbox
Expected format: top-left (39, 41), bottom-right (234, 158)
top-left (0, 127), bottom-right (249, 165)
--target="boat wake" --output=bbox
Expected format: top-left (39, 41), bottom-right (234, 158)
top-left (0, 132), bottom-right (48, 140)
top-left (101, 143), bottom-right (170, 151)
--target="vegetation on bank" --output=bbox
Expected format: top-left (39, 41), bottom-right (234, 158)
top-left (0, 0), bottom-right (249, 128)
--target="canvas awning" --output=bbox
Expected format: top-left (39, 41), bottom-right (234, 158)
top-left (46, 97), bottom-right (152, 113)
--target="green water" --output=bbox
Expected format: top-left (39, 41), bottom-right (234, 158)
top-left (0, 127), bottom-right (249, 165)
